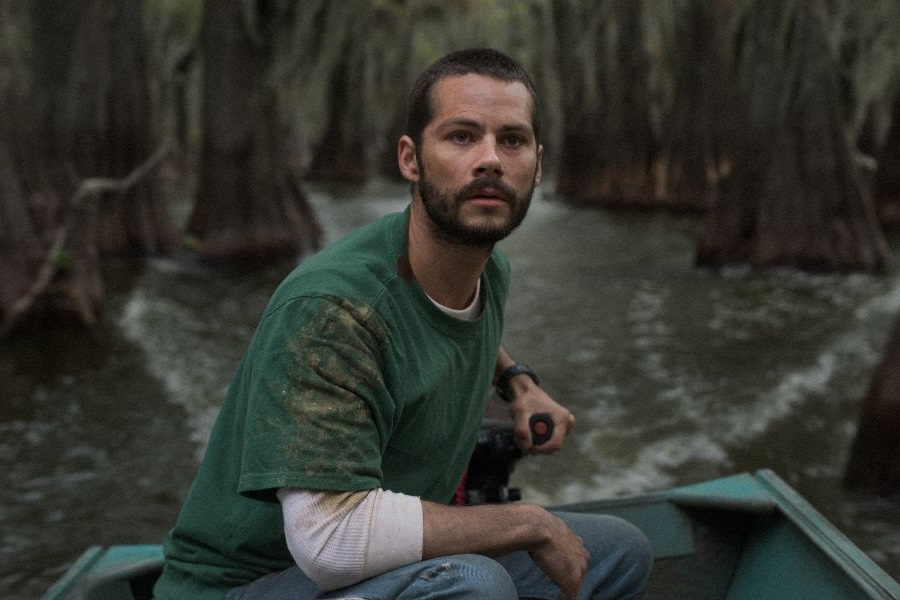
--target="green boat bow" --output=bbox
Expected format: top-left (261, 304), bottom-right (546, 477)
top-left (45, 470), bottom-right (900, 600)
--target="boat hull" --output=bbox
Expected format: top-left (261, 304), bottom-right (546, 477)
top-left (44, 470), bottom-right (900, 600)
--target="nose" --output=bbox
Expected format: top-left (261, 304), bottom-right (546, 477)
top-left (474, 138), bottom-right (504, 177)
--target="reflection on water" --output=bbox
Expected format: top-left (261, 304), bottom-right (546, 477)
top-left (2, 180), bottom-right (900, 597)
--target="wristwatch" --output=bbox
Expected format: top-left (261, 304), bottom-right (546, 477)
top-left (495, 363), bottom-right (540, 402)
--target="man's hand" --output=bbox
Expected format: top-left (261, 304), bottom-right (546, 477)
top-left (495, 346), bottom-right (575, 454)
top-left (528, 509), bottom-right (590, 600)
top-left (507, 380), bottom-right (575, 454)
top-left (422, 502), bottom-right (588, 600)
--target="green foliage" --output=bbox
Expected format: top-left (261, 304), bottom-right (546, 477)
top-left (182, 233), bottom-right (201, 251)
top-left (726, 0), bottom-right (900, 144)
top-left (641, 0), bottom-right (685, 124)
top-left (54, 248), bottom-right (71, 272)
top-left (4, 0), bottom-right (898, 184)
top-left (271, 0), bottom-right (555, 150)
top-left (0, 0), bottom-right (33, 95)
top-left (143, 0), bottom-right (204, 146)
top-left (830, 0), bottom-right (900, 141)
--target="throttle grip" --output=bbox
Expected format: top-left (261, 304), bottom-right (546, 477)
top-left (529, 413), bottom-right (554, 445)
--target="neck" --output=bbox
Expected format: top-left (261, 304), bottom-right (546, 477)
top-left (407, 199), bottom-right (492, 309)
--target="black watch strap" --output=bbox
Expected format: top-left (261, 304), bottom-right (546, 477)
top-left (496, 363), bottom-right (539, 402)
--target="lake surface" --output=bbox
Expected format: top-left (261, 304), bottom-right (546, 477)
top-left (3, 180), bottom-right (900, 597)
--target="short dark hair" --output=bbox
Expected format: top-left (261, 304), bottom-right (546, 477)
top-left (405, 48), bottom-right (542, 147)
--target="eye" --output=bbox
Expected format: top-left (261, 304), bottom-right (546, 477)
top-left (450, 131), bottom-right (472, 144)
top-left (501, 134), bottom-right (526, 148)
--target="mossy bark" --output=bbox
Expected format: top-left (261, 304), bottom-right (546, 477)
top-left (307, 39), bottom-right (370, 183)
top-left (32, 0), bottom-right (178, 257)
top-left (872, 92), bottom-right (900, 228)
top-left (0, 94), bottom-right (104, 333)
top-left (696, 0), bottom-right (887, 272)
top-left (188, 0), bottom-right (320, 261)
top-left (654, 0), bottom-right (730, 210)
top-left (552, 0), bottom-right (656, 207)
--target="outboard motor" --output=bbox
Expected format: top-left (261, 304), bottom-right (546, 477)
top-left (459, 414), bottom-right (554, 505)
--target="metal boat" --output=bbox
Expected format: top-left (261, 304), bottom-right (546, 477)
top-left (44, 469), bottom-right (900, 599)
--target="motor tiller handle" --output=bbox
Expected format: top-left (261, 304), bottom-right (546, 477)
top-left (529, 413), bottom-right (554, 445)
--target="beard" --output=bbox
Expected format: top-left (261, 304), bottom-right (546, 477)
top-left (417, 162), bottom-right (535, 247)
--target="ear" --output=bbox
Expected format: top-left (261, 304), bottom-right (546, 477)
top-left (534, 144), bottom-right (544, 186)
top-left (397, 135), bottom-right (420, 183)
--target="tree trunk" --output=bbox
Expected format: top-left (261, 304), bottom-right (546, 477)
top-left (696, 0), bottom-right (887, 272)
top-left (96, 0), bottom-right (179, 255)
top-left (872, 92), bottom-right (900, 228)
top-left (845, 313), bottom-right (900, 493)
top-left (0, 105), bottom-right (46, 322)
top-left (307, 37), bottom-right (369, 183)
top-left (552, 0), bottom-right (656, 207)
top-left (375, 99), bottom-right (409, 181)
top-left (653, 0), bottom-right (730, 210)
top-left (0, 95), bottom-right (105, 335)
top-left (551, 0), bottom-right (600, 202)
top-left (2, 0), bottom-right (178, 334)
top-left (188, 0), bottom-right (320, 261)
top-left (0, 3), bottom-right (107, 332)
top-left (32, 0), bottom-right (178, 257)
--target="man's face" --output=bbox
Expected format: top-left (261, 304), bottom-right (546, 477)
top-left (414, 74), bottom-right (543, 246)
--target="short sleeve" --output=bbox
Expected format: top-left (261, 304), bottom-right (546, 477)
top-left (237, 295), bottom-right (394, 500)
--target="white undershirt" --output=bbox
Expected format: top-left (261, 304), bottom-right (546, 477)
top-left (277, 278), bottom-right (482, 590)
top-left (427, 277), bottom-right (483, 322)
top-left (278, 488), bottom-right (423, 591)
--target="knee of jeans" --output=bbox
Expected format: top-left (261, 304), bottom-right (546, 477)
top-left (569, 514), bottom-right (653, 581)
top-left (433, 554), bottom-right (518, 598)
top-left (599, 517), bottom-right (653, 588)
top-left (619, 520), bottom-right (653, 583)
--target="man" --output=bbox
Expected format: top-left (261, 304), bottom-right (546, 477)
top-left (154, 48), bottom-right (652, 600)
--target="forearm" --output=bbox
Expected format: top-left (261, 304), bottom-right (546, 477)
top-left (495, 345), bottom-right (541, 401)
top-left (422, 499), bottom-right (590, 599)
top-left (494, 345), bottom-right (574, 452)
top-left (422, 500), bottom-right (550, 559)
top-left (495, 344), bottom-right (516, 382)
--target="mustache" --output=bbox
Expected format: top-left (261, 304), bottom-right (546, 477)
top-left (458, 177), bottom-right (517, 202)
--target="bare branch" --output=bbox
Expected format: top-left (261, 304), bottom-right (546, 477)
top-left (0, 142), bottom-right (172, 338)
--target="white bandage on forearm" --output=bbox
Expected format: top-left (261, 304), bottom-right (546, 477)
top-left (277, 487), bottom-right (423, 592)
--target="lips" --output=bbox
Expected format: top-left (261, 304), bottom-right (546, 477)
top-left (468, 188), bottom-right (505, 201)
top-left (462, 179), bottom-right (514, 204)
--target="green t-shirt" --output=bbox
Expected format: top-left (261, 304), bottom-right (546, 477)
top-left (154, 210), bottom-right (510, 599)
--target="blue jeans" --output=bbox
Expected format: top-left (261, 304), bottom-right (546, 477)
top-left (225, 512), bottom-right (652, 599)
